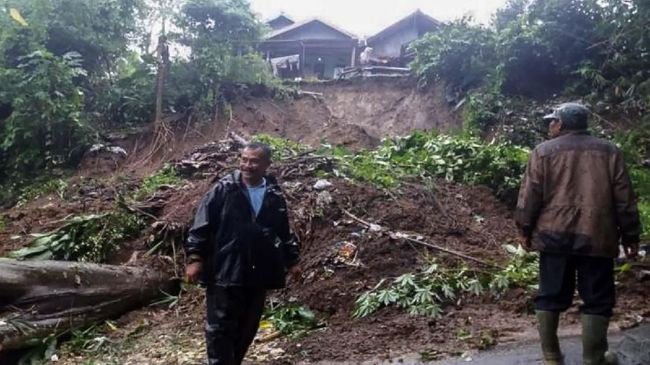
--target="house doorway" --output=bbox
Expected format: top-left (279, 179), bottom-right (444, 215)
top-left (314, 63), bottom-right (325, 79)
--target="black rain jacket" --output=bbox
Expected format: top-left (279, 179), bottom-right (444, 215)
top-left (184, 170), bottom-right (300, 289)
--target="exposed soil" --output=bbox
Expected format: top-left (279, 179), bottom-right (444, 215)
top-left (1, 78), bottom-right (460, 257)
top-left (0, 80), bottom-right (647, 364)
top-left (0, 175), bottom-right (138, 257)
top-left (228, 79), bottom-right (460, 149)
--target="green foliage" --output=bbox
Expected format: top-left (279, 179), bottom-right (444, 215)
top-left (614, 128), bottom-right (650, 239)
top-left (462, 89), bottom-right (544, 146)
top-left (67, 325), bottom-right (112, 354)
top-left (0, 214), bottom-right (5, 233)
top-left (494, 14), bottom-right (561, 98)
top-left (630, 166), bottom-right (650, 200)
top-left (412, 0), bottom-right (650, 136)
top-left (252, 134), bottom-right (311, 161)
top-left (489, 244), bottom-right (539, 293)
top-left (1, 0), bottom-right (147, 73)
top-left (0, 50), bottom-right (88, 180)
top-left (173, 0), bottom-right (271, 113)
top-left (16, 177), bottom-right (68, 206)
top-left (8, 211), bottom-right (145, 262)
top-left (91, 53), bottom-right (156, 128)
top-left (14, 322), bottom-right (115, 364)
top-left (262, 303), bottom-right (321, 337)
top-left (327, 145), bottom-right (399, 188)
top-left (0, 1), bottom-right (148, 182)
top-left (410, 18), bottom-right (496, 90)
top-left (615, 262), bottom-right (633, 276)
top-left (0, 0), bottom-right (276, 185)
top-left (327, 131), bottom-right (530, 204)
top-left (133, 164), bottom-right (182, 200)
top-left (353, 260), bottom-right (484, 318)
top-left (462, 90), bottom-right (504, 131)
top-left (149, 288), bottom-right (182, 309)
top-left (355, 245), bottom-right (539, 318)
top-left (17, 334), bottom-right (58, 365)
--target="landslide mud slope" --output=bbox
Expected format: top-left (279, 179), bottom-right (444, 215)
top-left (228, 79), bottom-right (460, 149)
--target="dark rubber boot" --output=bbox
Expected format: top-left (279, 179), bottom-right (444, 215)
top-left (582, 314), bottom-right (618, 365)
top-left (536, 310), bottom-right (564, 365)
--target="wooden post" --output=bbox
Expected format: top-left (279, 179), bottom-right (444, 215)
top-left (351, 46), bottom-right (356, 67)
top-left (301, 41), bottom-right (306, 78)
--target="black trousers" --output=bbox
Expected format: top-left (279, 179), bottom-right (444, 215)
top-left (204, 285), bottom-right (267, 365)
top-left (535, 252), bottom-right (615, 317)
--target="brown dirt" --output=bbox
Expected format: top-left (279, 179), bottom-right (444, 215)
top-left (1, 80), bottom-right (648, 364)
top-left (228, 79), bottom-right (460, 150)
top-left (34, 146), bottom-right (646, 364)
top-left (0, 175), bottom-right (138, 257)
top-left (60, 138), bottom-right (642, 364)
top-left (64, 79), bottom-right (455, 191)
top-left (270, 178), bottom-right (524, 363)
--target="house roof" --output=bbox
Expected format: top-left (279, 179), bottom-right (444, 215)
top-left (367, 10), bottom-right (440, 44)
top-left (266, 18), bottom-right (358, 40)
top-left (266, 13), bottom-right (295, 29)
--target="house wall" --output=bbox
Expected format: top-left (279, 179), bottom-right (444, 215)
top-left (273, 22), bottom-right (351, 41)
top-left (370, 25), bottom-right (418, 58)
top-left (303, 50), bottom-right (351, 79)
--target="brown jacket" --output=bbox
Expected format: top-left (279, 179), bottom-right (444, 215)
top-left (515, 130), bottom-right (640, 258)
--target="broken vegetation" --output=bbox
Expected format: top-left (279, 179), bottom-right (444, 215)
top-left (9, 211), bottom-right (145, 263)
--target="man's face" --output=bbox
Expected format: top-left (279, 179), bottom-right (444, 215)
top-left (240, 147), bottom-right (270, 182)
top-left (548, 119), bottom-right (562, 138)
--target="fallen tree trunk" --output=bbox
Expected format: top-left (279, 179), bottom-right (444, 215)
top-left (0, 259), bottom-right (178, 351)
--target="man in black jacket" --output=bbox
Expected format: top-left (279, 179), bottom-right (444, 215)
top-left (185, 142), bottom-right (300, 365)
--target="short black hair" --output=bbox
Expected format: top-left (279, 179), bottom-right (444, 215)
top-left (244, 142), bottom-right (273, 160)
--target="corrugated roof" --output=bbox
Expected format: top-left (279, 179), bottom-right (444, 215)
top-left (266, 13), bottom-right (295, 25)
top-left (266, 18), bottom-right (358, 40)
top-left (367, 10), bottom-right (440, 44)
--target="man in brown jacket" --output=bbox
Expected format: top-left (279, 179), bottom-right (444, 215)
top-left (515, 103), bottom-right (640, 365)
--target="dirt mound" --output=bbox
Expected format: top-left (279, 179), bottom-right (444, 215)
top-left (3, 137), bottom-right (647, 365)
top-left (274, 178), bottom-right (523, 362)
top-left (0, 175), bottom-right (138, 257)
top-left (119, 140), bottom-right (527, 362)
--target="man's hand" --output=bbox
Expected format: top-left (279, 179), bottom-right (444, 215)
top-left (623, 242), bottom-right (639, 259)
top-left (185, 261), bottom-right (202, 284)
top-left (518, 235), bottom-right (532, 251)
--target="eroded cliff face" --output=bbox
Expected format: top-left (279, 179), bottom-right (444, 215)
top-left (229, 78), bottom-right (459, 149)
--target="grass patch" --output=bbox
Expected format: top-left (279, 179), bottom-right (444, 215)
top-left (252, 134), bottom-right (311, 161)
top-left (16, 177), bottom-right (68, 207)
top-left (133, 165), bottom-right (182, 201)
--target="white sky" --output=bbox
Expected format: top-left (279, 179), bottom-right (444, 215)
top-left (250, 0), bottom-right (508, 37)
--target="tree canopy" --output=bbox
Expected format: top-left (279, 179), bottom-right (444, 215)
top-left (0, 0), bottom-right (272, 192)
top-left (0, 0), bottom-right (648, 203)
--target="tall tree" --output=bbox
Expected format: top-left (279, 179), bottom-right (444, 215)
top-left (175, 0), bottom-right (265, 119)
